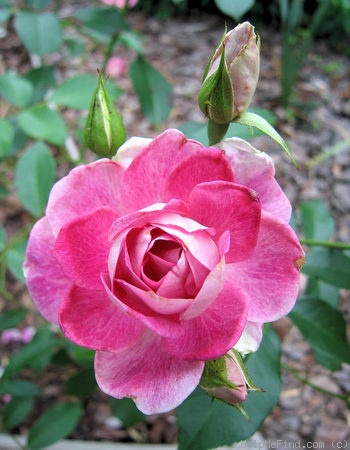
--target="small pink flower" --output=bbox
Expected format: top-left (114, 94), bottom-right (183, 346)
top-left (1, 327), bottom-right (35, 344)
top-left (1, 329), bottom-right (21, 344)
top-left (101, 0), bottom-right (138, 8)
top-left (24, 129), bottom-right (304, 414)
top-left (105, 56), bottom-right (128, 78)
top-left (2, 394), bottom-right (12, 404)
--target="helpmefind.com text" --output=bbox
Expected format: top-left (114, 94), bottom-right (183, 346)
top-left (238, 439), bottom-right (348, 449)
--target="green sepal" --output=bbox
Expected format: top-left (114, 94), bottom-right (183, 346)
top-left (207, 120), bottom-right (229, 146)
top-left (232, 349), bottom-right (263, 393)
top-left (235, 111), bottom-right (298, 167)
top-left (200, 355), bottom-right (237, 391)
top-left (198, 43), bottom-right (234, 125)
top-left (84, 70), bottom-right (126, 158)
top-left (201, 25), bottom-right (227, 81)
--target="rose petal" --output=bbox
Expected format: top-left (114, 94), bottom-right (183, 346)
top-left (102, 274), bottom-right (185, 338)
top-left (164, 276), bottom-right (248, 360)
top-left (54, 208), bottom-right (118, 290)
top-left (218, 138), bottom-right (291, 222)
top-left (95, 332), bottom-right (204, 414)
top-left (121, 129), bottom-right (202, 211)
top-left (113, 136), bottom-right (152, 169)
top-left (226, 210), bottom-right (304, 322)
top-left (24, 217), bottom-right (72, 325)
top-left (188, 181), bottom-right (261, 263)
top-left (46, 159), bottom-right (124, 235)
top-left (59, 286), bottom-right (145, 352)
top-left (181, 257), bottom-right (226, 320)
top-left (165, 147), bottom-right (234, 202)
top-left (234, 321), bottom-right (263, 355)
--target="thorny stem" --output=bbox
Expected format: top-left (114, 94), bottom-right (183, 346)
top-left (300, 239), bottom-right (350, 250)
top-left (282, 363), bottom-right (349, 403)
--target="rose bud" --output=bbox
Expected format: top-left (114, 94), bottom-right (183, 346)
top-left (198, 22), bottom-right (260, 124)
top-left (200, 349), bottom-right (261, 409)
top-left (106, 56), bottom-right (128, 78)
top-left (84, 71), bottom-right (126, 158)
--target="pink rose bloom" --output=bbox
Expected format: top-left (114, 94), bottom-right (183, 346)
top-left (24, 129), bottom-right (304, 414)
top-left (101, 0), bottom-right (138, 8)
top-left (105, 56), bottom-right (128, 78)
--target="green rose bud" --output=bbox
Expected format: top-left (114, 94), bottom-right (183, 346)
top-left (198, 22), bottom-right (260, 124)
top-left (84, 71), bottom-right (126, 158)
top-left (200, 349), bottom-right (262, 414)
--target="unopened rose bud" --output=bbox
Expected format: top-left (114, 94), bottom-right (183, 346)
top-left (200, 349), bottom-right (261, 409)
top-left (198, 22), bottom-right (260, 124)
top-left (106, 56), bottom-right (128, 78)
top-left (84, 71), bottom-right (126, 158)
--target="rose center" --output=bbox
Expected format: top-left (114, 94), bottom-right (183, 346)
top-left (143, 239), bottom-right (182, 282)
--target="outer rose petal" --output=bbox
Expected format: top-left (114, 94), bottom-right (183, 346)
top-left (164, 276), bottom-right (248, 360)
top-left (226, 210), bottom-right (304, 322)
top-left (95, 332), bottom-right (204, 414)
top-left (165, 147), bottom-right (234, 202)
top-left (24, 217), bottom-right (72, 325)
top-left (217, 138), bottom-right (291, 222)
top-left (234, 321), bottom-right (263, 356)
top-left (46, 159), bottom-right (124, 235)
top-left (113, 136), bottom-right (152, 169)
top-left (121, 129), bottom-right (203, 211)
top-left (59, 286), bottom-right (145, 352)
top-left (188, 181), bottom-right (261, 263)
top-left (54, 208), bottom-right (118, 290)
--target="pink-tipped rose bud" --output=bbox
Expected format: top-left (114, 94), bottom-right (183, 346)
top-left (198, 22), bottom-right (260, 124)
top-left (101, 0), bottom-right (138, 8)
top-left (200, 349), bottom-right (261, 407)
top-left (106, 56), bottom-right (128, 78)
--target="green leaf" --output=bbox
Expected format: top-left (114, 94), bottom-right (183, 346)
top-left (64, 37), bottom-right (85, 57)
top-left (24, 66), bottom-right (56, 104)
top-left (28, 402), bottom-right (82, 449)
top-left (299, 200), bottom-right (334, 240)
top-left (289, 296), bottom-right (350, 370)
top-left (65, 368), bottom-right (97, 398)
top-left (73, 7), bottom-right (129, 42)
top-left (65, 342), bottom-right (95, 368)
top-left (305, 278), bottom-right (339, 308)
top-left (177, 326), bottom-right (281, 449)
top-left (0, 223), bottom-right (7, 251)
top-left (0, 9), bottom-right (11, 22)
top-left (303, 247), bottom-right (350, 289)
top-left (0, 119), bottom-right (14, 158)
top-left (130, 55), bottom-right (173, 125)
top-left (214, 0), bottom-right (255, 21)
top-left (15, 142), bottom-right (56, 216)
top-left (109, 397), bottom-right (147, 427)
top-left (3, 396), bottom-right (35, 429)
top-left (0, 308), bottom-right (26, 332)
top-left (18, 105), bottom-right (67, 145)
top-left (14, 12), bottom-right (62, 55)
top-left (24, 0), bottom-right (53, 9)
top-left (3, 327), bottom-right (58, 378)
top-left (0, 72), bottom-right (33, 108)
top-left (49, 74), bottom-right (121, 110)
top-left (6, 239), bottom-right (27, 282)
top-left (119, 30), bottom-right (143, 53)
top-left (236, 111), bottom-right (298, 167)
top-left (0, 379), bottom-right (40, 397)
top-left (6, 117), bottom-right (29, 156)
